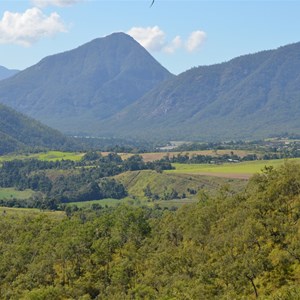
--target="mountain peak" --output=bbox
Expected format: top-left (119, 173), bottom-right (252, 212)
top-left (0, 32), bottom-right (173, 135)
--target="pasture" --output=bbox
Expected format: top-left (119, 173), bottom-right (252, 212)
top-left (0, 188), bottom-right (34, 200)
top-left (166, 158), bottom-right (300, 179)
top-left (0, 151), bottom-right (84, 162)
top-left (0, 206), bottom-right (65, 218)
top-left (66, 198), bottom-right (123, 208)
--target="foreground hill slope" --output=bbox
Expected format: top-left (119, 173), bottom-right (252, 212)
top-left (0, 33), bottom-right (172, 134)
top-left (0, 103), bottom-right (76, 154)
top-left (0, 66), bottom-right (19, 81)
top-left (0, 162), bottom-right (299, 299)
top-left (102, 42), bottom-right (300, 140)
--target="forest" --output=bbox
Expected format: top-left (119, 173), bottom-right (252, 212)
top-left (0, 162), bottom-right (299, 299)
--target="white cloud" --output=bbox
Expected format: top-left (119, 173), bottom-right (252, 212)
top-left (127, 26), bottom-right (206, 54)
top-left (32, 0), bottom-right (82, 7)
top-left (185, 30), bottom-right (206, 52)
top-left (127, 26), bottom-right (165, 51)
top-left (0, 8), bottom-right (67, 46)
top-left (163, 36), bottom-right (182, 54)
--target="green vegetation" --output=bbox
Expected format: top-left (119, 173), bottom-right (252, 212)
top-left (0, 103), bottom-right (78, 155)
top-left (101, 41), bottom-right (300, 141)
top-left (66, 198), bottom-right (125, 208)
top-left (0, 162), bottom-right (299, 299)
top-left (0, 188), bottom-right (34, 200)
top-left (0, 150), bottom-right (84, 162)
top-left (0, 153), bottom-right (173, 209)
top-left (0, 33), bottom-right (172, 136)
top-left (167, 158), bottom-right (300, 177)
top-left (115, 170), bottom-right (246, 200)
top-left (0, 206), bottom-right (65, 218)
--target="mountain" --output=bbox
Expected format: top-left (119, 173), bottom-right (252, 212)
top-left (0, 66), bottom-right (19, 81)
top-left (0, 33), bottom-right (172, 135)
top-left (99, 42), bottom-right (300, 141)
top-left (0, 103), bottom-right (76, 154)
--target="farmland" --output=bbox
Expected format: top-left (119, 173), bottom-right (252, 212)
top-left (0, 188), bottom-right (34, 200)
top-left (0, 150), bottom-right (84, 162)
top-left (166, 158), bottom-right (300, 178)
top-left (137, 149), bottom-right (259, 162)
top-left (0, 149), bottom-right (257, 163)
top-left (0, 150), bottom-right (298, 211)
top-left (0, 206), bottom-right (65, 218)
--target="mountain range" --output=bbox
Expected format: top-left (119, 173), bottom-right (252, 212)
top-left (101, 42), bottom-right (300, 140)
top-left (0, 33), bottom-right (300, 141)
top-left (0, 66), bottom-right (19, 81)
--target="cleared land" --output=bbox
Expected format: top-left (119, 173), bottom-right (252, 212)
top-left (0, 188), bottom-right (34, 200)
top-left (115, 170), bottom-right (247, 199)
top-left (138, 149), bottom-right (259, 162)
top-left (0, 206), bottom-right (65, 218)
top-left (166, 158), bottom-right (300, 179)
top-left (0, 151), bottom-right (84, 162)
top-left (66, 198), bottom-right (123, 208)
top-left (0, 149), bottom-right (257, 163)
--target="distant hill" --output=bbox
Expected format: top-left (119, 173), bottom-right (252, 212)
top-left (0, 103), bottom-right (76, 154)
top-left (0, 33), bottom-right (172, 135)
top-left (0, 66), bottom-right (19, 81)
top-left (100, 42), bottom-right (300, 141)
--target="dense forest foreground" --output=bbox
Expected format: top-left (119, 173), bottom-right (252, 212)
top-left (0, 162), bottom-right (299, 299)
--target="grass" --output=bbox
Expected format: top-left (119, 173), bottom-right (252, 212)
top-left (66, 198), bottom-right (124, 208)
top-left (166, 158), bottom-right (300, 177)
top-left (0, 151), bottom-right (84, 162)
top-left (0, 188), bottom-right (35, 200)
top-left (0, 206), bottom-right (65, 219)
top-left (115, 170), bottom-right (247, 201)
top-left (148, 199), bottom-right (198, 209)
top-left (66, 197), bottom-right (198, 209)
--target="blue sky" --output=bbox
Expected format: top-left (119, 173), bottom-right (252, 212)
top-left (0, 0), bottom-right (300, 74)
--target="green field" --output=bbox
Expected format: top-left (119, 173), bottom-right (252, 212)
top-left (66, 197), bottom-right (198, 209)
top-left (0, 188), bottom-right (35, 200)
top-left (0, 151), bottom-right (84, 162)
top-left (0, 206), bottom-right (65, 218)
top-left (66, 198), bottom-right (124, 208)
top-left (166, 158), bottom-right (300, 177)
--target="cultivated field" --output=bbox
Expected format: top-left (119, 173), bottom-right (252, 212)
top-left (139, 149), bottom-right (258, 162)
top-left (166, 158), bottom-right (300, 179)
top-left (0, 151), bottom-right (84, 162)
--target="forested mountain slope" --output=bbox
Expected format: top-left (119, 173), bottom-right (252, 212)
top-left (0, 103), bottom-right (76, 154)
top-left (101, 42), bottom-right (300, 140)
top-left (0, 33), bottom-right (172, 135)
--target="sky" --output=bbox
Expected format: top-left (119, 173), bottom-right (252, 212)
top-left (0, 0), bottom-right (300, 74)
